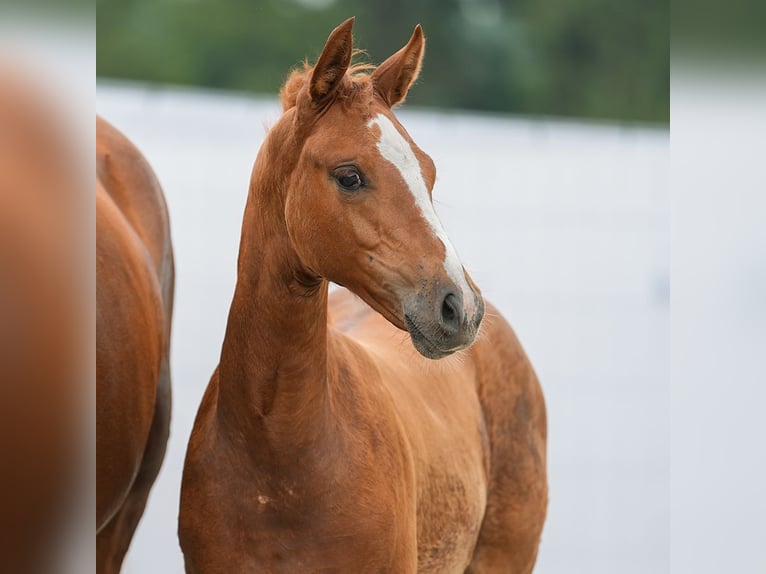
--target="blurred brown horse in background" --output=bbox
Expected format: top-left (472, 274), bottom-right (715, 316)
top-left (96, 117), bottom-right (174, 573)
top-left (180, 19), bottom-right (546, 573)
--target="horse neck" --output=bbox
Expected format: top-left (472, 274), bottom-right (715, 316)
top-left (217, 122), bottom-right (329, 434)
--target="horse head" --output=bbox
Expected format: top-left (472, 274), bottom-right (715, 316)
top-left (275, 18), bottom-right (484, 359)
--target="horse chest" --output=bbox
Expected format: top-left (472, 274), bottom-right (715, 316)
top-left (216, 473), bottom-right (410, 572)
top-left (415, 465), bottom-right (487, 573)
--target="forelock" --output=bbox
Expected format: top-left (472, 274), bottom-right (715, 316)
top-left (279, 52), bottom-right (377, 112)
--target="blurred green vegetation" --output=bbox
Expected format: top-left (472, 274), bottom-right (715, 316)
top-left (97, 0), bottom-right (668, 124)
top-left (673, 0), bottom-right (766, 59)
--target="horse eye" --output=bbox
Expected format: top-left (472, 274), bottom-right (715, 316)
top-left (333, 167), bottom-right (363, 192)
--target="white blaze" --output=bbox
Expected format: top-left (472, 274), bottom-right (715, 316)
top-left (368, 114), bottom-right (476, 317)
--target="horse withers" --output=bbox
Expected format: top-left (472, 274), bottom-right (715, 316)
top-left (180, 18), bottom-right (546, 573)
top-left (96, 117), bottom-right (174, 573)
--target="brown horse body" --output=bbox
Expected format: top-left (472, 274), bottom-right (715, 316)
top-left (0, 67), bottom-right (85, 572)
top-left (180, 19), bottom-right (546, 573)
top-left (96, 117), bottom-right (174, 572)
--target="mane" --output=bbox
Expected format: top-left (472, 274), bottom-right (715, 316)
top-left (280, 49), bottom-right (376, 111)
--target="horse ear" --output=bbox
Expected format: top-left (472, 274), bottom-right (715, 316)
top-left (372, 24), bottom-right (425, 108)
top-left (309, 17), bottom-right (355, 104)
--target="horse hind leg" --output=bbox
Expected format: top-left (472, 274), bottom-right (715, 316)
top-left (465, 324), bottom-right (548, 573)
top-left (96, 357), bottom-right (171, 574)
top-left (466, 440), bottom-right (547, 574)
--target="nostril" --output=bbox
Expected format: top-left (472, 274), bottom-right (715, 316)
top-left (441, 293), bottom-right (461, 332)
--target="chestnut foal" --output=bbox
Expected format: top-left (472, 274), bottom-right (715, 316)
top-left (97, 117), bottom-right (174, 573)
top-left (180, 19), bottom-right (546, 573)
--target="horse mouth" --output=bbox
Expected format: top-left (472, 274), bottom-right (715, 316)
top-left (404, 314), bottom-right (462, 360)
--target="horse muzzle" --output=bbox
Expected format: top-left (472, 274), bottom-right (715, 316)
top-left (403, 287), bottom-right (484, 360)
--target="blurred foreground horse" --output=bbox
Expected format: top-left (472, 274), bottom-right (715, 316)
top-left (96, 117), bottom-right (174, 573)
top-left (180, 19), bottom-right (546, 573)
top-left (0, 65), bottom-right (85, 574)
